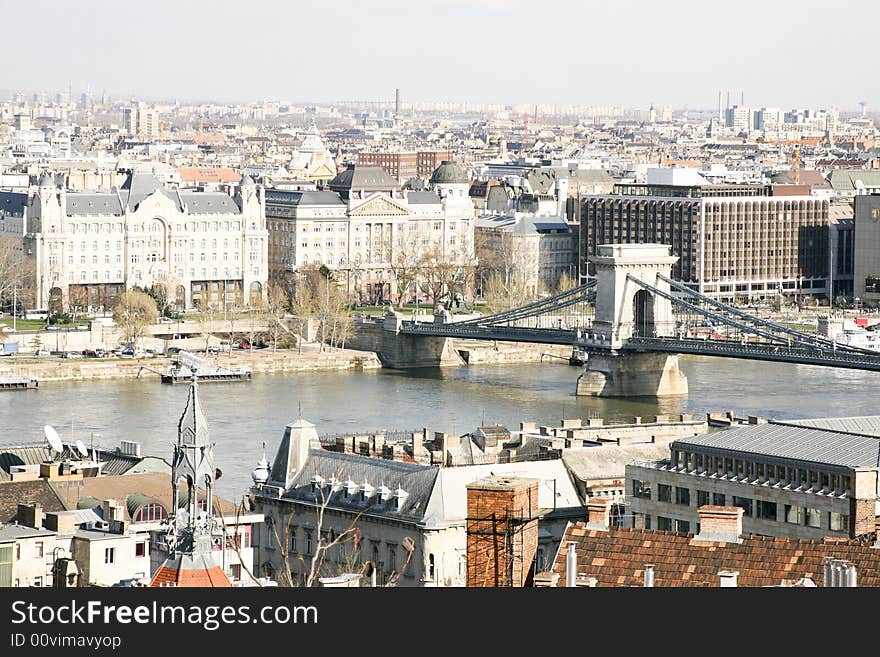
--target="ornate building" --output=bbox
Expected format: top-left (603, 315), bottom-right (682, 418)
top-left (265, 162), bottom-right (476, 303)
top-left (24, 171), bottom-right (269, 312)
top-left (287, 122), bottom-right (337, 183)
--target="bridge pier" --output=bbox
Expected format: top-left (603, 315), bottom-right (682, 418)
top-left (376, 333), bottom-right (464, 369)
top-left (576, 352), bottom-right (688, 398)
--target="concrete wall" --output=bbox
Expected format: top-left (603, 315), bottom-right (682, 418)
top-left (576, 352), bottom-right (688, 397)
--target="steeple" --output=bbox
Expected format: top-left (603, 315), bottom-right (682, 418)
top-left (151, 374), bottom-right (230, 587)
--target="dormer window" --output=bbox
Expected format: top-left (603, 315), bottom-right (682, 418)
top-left (392, 487), bottom-right (408, 511)
top-left (344, 478), bottom-right (358, 499)
top-left (359, 481), bottom-right (374, 502)
top-left (310, 474), bottom-right (325, 493)
top-left (377, 484), bottom-right (392, 503)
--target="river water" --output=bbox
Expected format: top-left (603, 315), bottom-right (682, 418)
top-left (2, 357), bottom-right (878, 497)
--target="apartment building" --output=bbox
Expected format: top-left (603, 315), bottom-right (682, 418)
top-left (581, 173), bottom-right (830, 300)
top-left (625, 417), bottom-right (880, 540)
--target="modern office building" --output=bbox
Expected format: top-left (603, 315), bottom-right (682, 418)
top-left (625, 416), bottom-right (880, 541)
top-left (356, 150), bottom-right (452, 182)
top-left (853, 194), bottom-right (880, 304)
top-left (24, 171), bottom-right (268, 312)
top-left (581, 174), bottom-right (830, 300)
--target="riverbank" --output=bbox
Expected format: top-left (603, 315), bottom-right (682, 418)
top-left (0, 347), bottom-right (382, 383)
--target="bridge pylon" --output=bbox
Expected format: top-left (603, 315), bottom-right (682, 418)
top-left (578, 244), bottom-right (688, 397)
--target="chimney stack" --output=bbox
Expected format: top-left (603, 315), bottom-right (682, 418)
top-left (585, 498), bottom-right (611, 531)
top-left (693, 506), bottom-right (744, 544)
top-left (17, 503), bottom-right (43, 529)
top-left (644, 564), bottom-right (655, 588)
top-left (566, 542), bottom-right (577, 588)
top-left (718, 570), bottom-right (739, 587)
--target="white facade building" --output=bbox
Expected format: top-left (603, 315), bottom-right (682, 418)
top-left (24, 171), bottom-right (268, 311)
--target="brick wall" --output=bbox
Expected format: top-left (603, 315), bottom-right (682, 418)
top-left (466, 477), bottom-right (539, 587)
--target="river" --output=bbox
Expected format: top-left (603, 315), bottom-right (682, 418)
top-left (2, 357), bottom-right (878, 497)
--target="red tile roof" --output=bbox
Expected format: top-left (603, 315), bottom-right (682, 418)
top-left (550, 523), bottom-right (880, 587)
top-left (178, 167), bottom-right (241, 184)
top-left (150, 565), bottom-right (231, 588)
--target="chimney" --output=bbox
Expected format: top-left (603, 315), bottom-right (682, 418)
top-left (585, 498), bottom-right (611, 531)
top-left (411, 430), bottom-right (424, 457)
top-left (718, 570), bottom-right (739, 587)
top-left (466, 477), bottom-right (539, 587)
top-left (17, 503), bottom-right (43, 529)
top-left (566, 541), bottom-right (577, 588)
top-left (644, 564), bottom-right (655, 588)
top-left (693, 506), bottom-right (744, 544)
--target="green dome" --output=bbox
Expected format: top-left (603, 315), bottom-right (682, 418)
top-left (429, 161), bottom-right (468, 185)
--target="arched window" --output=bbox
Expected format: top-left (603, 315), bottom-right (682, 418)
top-left (133, 503), bottom-right (167, 523)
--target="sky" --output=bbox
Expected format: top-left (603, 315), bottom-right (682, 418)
top-left (2, 0), bottom-right (878, 110)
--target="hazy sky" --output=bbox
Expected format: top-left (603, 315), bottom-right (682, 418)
top-left (3, 0), bottom-right (878, 110)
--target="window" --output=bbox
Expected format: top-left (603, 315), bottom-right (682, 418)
top-left (135, 542), bottom-right (146, 558)
top-left (756, 500), bottom-right (777, 521)
top-left (829, 512), bottom-right (849, 533)
top-left (33, 576), bottom-right (42, 587)
top-left (657, 484), bottom-right (672, 502)
top-left (697, 490), bottom-right (710, 507)
top-left (0, 545), bottom-right (11, 588)
top-left (34, 542), bottom-right (43, 558)
top-left (306, 532), bottom-right (313, 555)
top-left (290, 530), bottom-right (297, 554)
top-left (631, 480), bottom-right (651, 499)
top-left (229, 564), bottom-right (241, 581)
top-left (785, 505), bottom-right (804, 524)
top-left (427, 553), bottom-right (436, 581)
top-left (712, 492), bottom-right (726, 506)
top-left (674, 519), bottom-right (690, 533)
top-left (657, 516), bottom-right (672, 531)
top-left (675, 487), bottom-right (690, 506)
top-left (732, 496), bottom-right (752, 516)
top-left (805, 508), bottom-right (822, 528)
top-left (104, 547), bottom-right (115, 564)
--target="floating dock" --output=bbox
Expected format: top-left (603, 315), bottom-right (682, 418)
top-left (0, 375), bottom-right (39, 390)
top-left (160, 367), bottom-right (251, 384)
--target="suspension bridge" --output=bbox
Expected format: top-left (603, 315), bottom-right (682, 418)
top-left (377, 244), bottom-right (880, 397)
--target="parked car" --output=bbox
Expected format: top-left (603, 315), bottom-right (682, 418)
top-left (62, 352), bottom-right (83, 359)
top-left (157, 317), bottom-right (174, 324)
top-left (82, 349), bottom-right (98, 358)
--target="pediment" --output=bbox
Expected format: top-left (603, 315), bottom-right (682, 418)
top-left (349, 194), bottom-right (409, 217)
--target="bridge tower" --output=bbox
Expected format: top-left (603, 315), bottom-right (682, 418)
top-left (577, 244), bottom-right (688, 397)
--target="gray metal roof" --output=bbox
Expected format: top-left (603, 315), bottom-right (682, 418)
top-left (265, 190), bottom-right (345, 207)
top-left (0, 443), bottom-right (155, 481)
top-left (179, 192), bottom-right (241, 215)
top-left (66, 194), bottom-right (123, 216)
top-left (0, 524), bottom-right (55, 541)
top-left (0, 191), bottom-right (27, 217)
top-left (118, 172), bottom-right (182, 211)
top-left (279, 449), bottom-right (439, 524)
top-left (329, 166), bottom-right (400, 193)
top-left (673, 423), bottom-right (880, 469)
top-left (777, 416), bottom-right (880, 438)
top-left (406, 191), bottom-right (441, 205)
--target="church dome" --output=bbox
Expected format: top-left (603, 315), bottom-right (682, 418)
top-left (429, 161), bottom-right (468, 185)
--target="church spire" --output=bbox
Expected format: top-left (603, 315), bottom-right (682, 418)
top-left (151, 374), bottom-right (230, 587)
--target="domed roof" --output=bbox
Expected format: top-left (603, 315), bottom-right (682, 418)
top-left (430, 161), bottom-right (468, 185)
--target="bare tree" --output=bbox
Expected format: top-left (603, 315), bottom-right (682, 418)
top-left (0, 236), bottom-right (35, 314)
top-left (113, 290), bottom-right (159, 348)
top-left (267, 474), bottom-right (416, 587)
top-left (197, 297), bottom-right (219, 352)
top-left (265, 283), bottom-right (290, 354)
top-left (389, 229), bottom-right (422, 305)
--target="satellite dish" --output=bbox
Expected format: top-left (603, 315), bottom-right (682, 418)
top-left (44, 425), bottom-right (63, 455)
top-left (75, 440), bottom-right (89, 459)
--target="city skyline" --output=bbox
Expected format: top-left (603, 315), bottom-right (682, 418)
top-left (3, 0), bottom-right (879, 110)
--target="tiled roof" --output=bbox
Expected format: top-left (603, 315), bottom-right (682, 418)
top-left (550, 523), bottom-right (880, 587)
top-left (178, 167), bottom-right (241, 183)
top-left (0, 479), bottom-right (67, 522)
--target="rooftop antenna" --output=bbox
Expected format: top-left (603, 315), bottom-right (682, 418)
top-left (481, 408), bottom-right (486, 427)
top-left (298, 401), bottom-right (303, 419)
top-left (44, 425), bottom-right (63, 459)
top-left (75, 439), bottom-right (89, 459)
